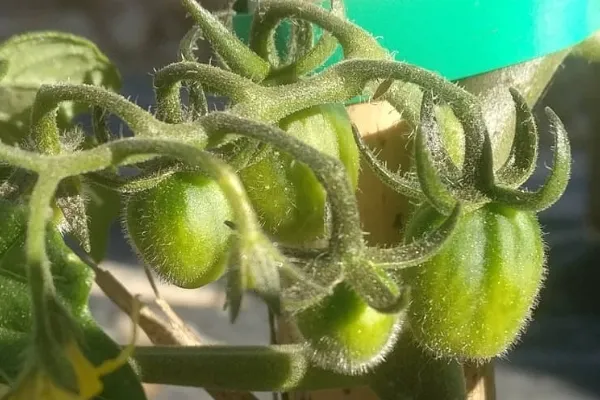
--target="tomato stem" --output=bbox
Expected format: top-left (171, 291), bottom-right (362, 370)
top-left (153, 61), bottom-right (263, 123)
top-left (181, 0), bottom-right (270, 81)
top-left (133, 344), bottom-right (365, 391)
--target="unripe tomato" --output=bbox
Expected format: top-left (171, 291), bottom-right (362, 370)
top-left (291, 283), bottom-right (404, 375)
top-left (403, 203), bottom-right (545, 359)
top-left (239, 104), bottom-right (360, 245)
top-left (125, 171), bottom-right (234, 289)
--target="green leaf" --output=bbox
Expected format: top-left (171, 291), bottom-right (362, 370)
top-left (83, 181), bottom-right (122, 263)
top-left (0, 31), bottom-right (121, 145)
top-left (0, 199), bottom-right (146, 400)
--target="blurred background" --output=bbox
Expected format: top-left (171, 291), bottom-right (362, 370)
top-left (1, 0), bottom-right (599, 399)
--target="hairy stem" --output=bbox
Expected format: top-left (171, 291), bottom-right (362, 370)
top-left (250, 0), bottom-right (386, 61)
top-left (153, 61), bottom-right (263, 123)
top-left (133, 345), bottom-right (364, 391)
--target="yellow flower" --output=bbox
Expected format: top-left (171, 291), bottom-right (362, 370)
top-left (2, 299), bottom-right (140, 400)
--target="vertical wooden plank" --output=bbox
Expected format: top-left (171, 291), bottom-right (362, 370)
top-left (464, 362), bottom-right (497, 400)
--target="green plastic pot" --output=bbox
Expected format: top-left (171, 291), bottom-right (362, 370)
top-left (233, 0), bottom-right (600, 80)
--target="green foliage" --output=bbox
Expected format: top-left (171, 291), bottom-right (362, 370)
top-left (0, 199), bottom-right (145, 399)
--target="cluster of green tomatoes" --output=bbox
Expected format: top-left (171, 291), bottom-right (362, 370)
top-left (0, 0), bottom-right (573, 396)
top-left (123, 0), bottom-right (571, 377)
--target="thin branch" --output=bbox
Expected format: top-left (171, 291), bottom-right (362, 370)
top-left (79, 252), bottom-right (259, 400)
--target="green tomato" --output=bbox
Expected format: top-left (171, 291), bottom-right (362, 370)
top-left (292, 283), bottom-right (404, 375)
top-left (239, 104), bottom-right (360, 245)
top-left (403, 203), bottom-right (545, 359)
top-left (125, 171), bottom-right (234, 289)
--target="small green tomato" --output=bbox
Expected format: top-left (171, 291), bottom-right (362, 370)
top-left (239, 103), bottom-right (360, 245)
top-left (404, 203), bottom-right (545, 359)
top-left (291, 283), bottom-right (404, 375)
top-left (125, 171), bottom-right (234, 289)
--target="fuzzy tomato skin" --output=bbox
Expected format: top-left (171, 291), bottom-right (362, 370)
top-left (404, 203), bottom-right (545, 359)
top-left (125, 171), bottom-right (234, 289)
top-left (239, 104), bottom-right (359, 245)
top-left (292, 283), bottom-right (404, 375)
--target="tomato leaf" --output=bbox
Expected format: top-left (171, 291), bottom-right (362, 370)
top-left (0, 31), bottom-right (121, 145)
top-left (0, 199), bottom-right (146, 400)
top-left (82, 181), bottom-right (122, 263)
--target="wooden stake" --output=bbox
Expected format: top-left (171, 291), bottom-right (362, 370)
top-left (464, 362), bottom-right (497, 400)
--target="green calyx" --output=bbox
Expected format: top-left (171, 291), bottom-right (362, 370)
top-left (358, 86), bottom-right (572, 216)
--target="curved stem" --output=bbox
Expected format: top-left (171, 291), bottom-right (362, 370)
top-left (29, 83), bottom-right (210, 148)
top-left (179, 25), bottom-right (209, 119)
top-left (199, 112), bottom-right (364, 260)
top-left (250, 0), bottom-right (386, 61)
top-left (415, 91), bottom-right (458, 215)
top-left (153, 61), bottom-right (263, 122)
top-left (30, 84), bottom-right (164, 141)
top-left (133, 344), bottom-right (364, 391)
top-left (494, 88), bottom-right (539, 187)
top-left (372, 203), bottom-right (462, 269)
top-left (250, 59), bottom-right (484, 129)
top-left (486, 107), bottom-right (571, 212)
top-left (351, 124), bottom-right (424, 200)
top-left (84, 169), bottom-right (178, 194)
top-left (266, 0), bottom-right (344, 82)
top-left (180, 0), bottom-right (270, 81)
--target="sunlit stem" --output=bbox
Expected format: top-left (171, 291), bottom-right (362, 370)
top-left (25, 174), bottom-right (78, 388)
top-left (180, 0), bottom-right (270, 81)
top-left (134, 344), bottom-right (364, 391)
top-left (153, 62), bottom-right (263, 123)
top-left (250, 0), bottom-right (386, 61)
top-left (178, 25), bottom-right (209, 119)
top-left (266, 0), bottom-right (344, 83)
top-left (31, 84), bottom-right (164, 141)
top-left (485, 107), bottom-right (571, 211)
top-left (494, 88), bottom-right (539, 187)
top-left (415, 91), bottom-right (457, 215)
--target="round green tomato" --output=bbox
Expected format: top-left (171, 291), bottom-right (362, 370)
top-left (292, 283), bottom-right (404, 375)
top-left (239, 104), bottom-right (360, 245)
top-left (404, 203), bottom-right (545, 359)
top-left (125, 171), bottom-right (234, 289)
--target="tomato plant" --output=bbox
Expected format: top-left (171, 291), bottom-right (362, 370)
top-left (0, 0), bottom-right (580, 398)
top-left (240, 103), bottom-right (359, 244)
top-left (404, 203), bottom-right (545, 359)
